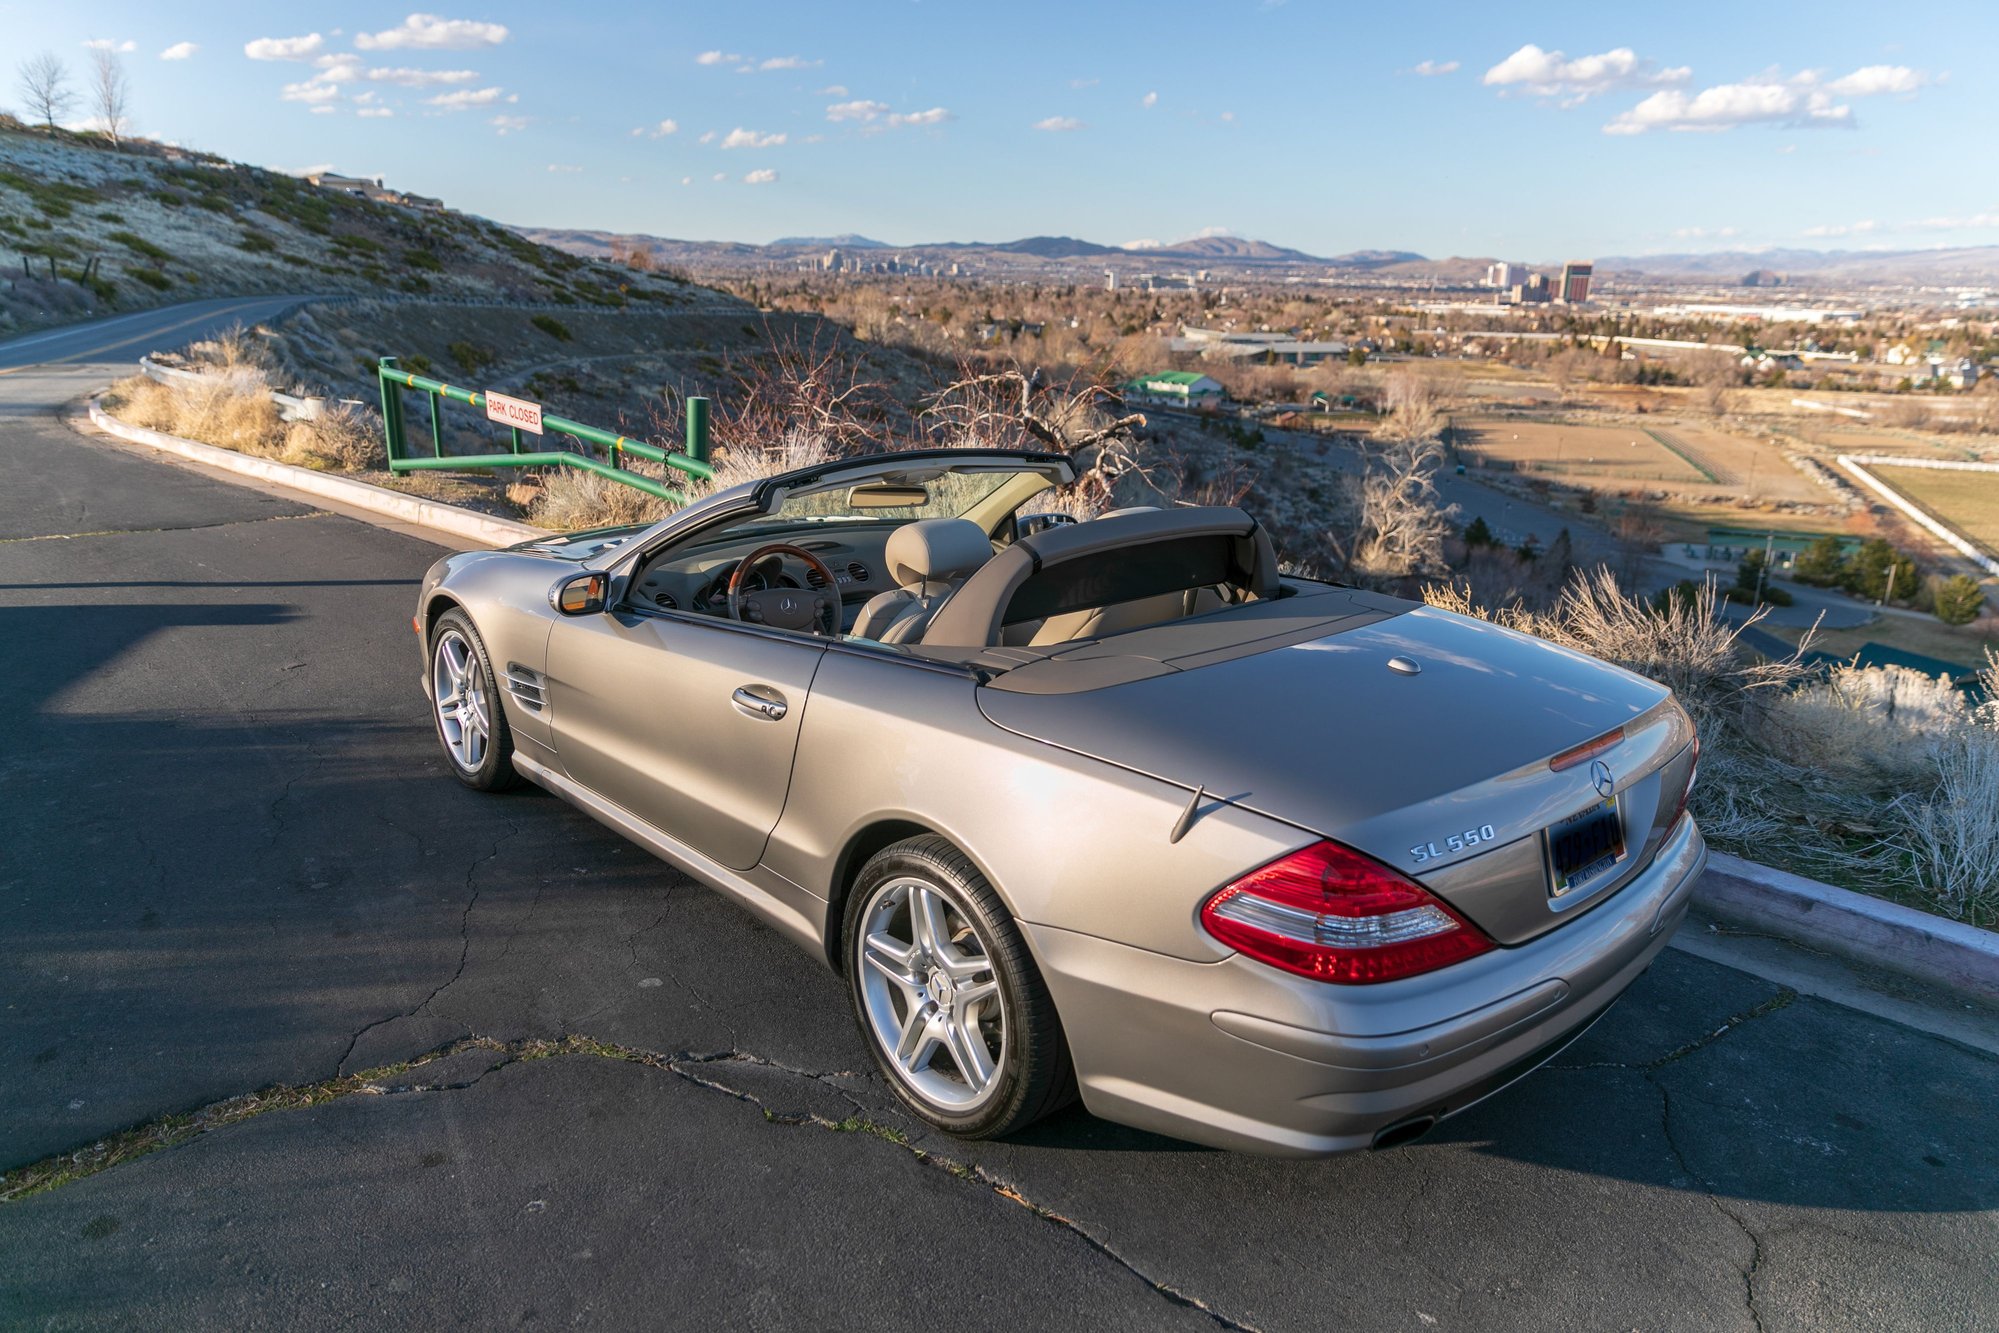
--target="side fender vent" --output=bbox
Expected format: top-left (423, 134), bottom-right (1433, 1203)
top-left (505, 663), bottom-right (546, 713)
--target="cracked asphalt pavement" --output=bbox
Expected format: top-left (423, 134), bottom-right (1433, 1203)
top-left (3, 306), bottom-right (1996, 1330)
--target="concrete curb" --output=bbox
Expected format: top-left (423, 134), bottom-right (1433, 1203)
top-left (86, 397), bottom-right (551, 549)
top-left (1696, 851), bottom-right (1999, 1006)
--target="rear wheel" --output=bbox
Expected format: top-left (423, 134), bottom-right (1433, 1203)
top-left (844, 836), bottom-right (1074, 1137)
top-left (429, 608), bottom-right (519, 791)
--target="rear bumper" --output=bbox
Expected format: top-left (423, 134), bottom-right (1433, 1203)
top-left (1025, 816), bottom-right (1706, 1156)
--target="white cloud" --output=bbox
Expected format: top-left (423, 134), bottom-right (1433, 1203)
top-left (1802, 220), bottom-right (1880, 237)
top-left (1069, 77), bottom-right (1099, 89)
top-left (1141, 90), bottom-right (1158, 108)
top-left (827, 100), bottom-right (889, 122)
top-left (1483, 44), bottom-right (1689, 102)
top-left (1825, 65), bottom-right (1927, 96)
top-left (281, 80), bottom-right (342, 105)
top-left (159, 41), bottom-right (198, 61)
top-left (1411, 59), bottom-right (1460, 77)
top-left (1123, 238), bottom-right (1163, 249)
top-left (367, 66), bottom-right (480, 86)
top-left (309, 55), bottom-right (366, 85)
top-left (758, 55), bottom-right (819, 71)
top-left (721, 127), bottom-right (786, 148)
top-left (696, 51), bottom-right (742, 65)
top-left (645, 118), bottom-right (679, 138)
top-left (311, 105), bottom-right (336, 115)
top-left (698, 130), bottom-right (716, 144)
top-left (1605, 76), bottom-right (1853, 135)
top-left (1034, 116), bottom-right (1084, 132)
top-left (712, 171), bottom-right (727, 181)
top-left (681, 176), bottom-right (692, 186)
top-left (245, 34), bottom-right (324, 61)
top-left (547, 163), bottom-right (582, 174)
top-left (887, 107), bottom-right (951, 127)
top-left (356, 14), bottom-right (509, 51)
top-left (490, 114), bottom-right (529, 134)
top-left (358, 106), bottom-right (395, 118)
top-left (744, 168), bottom-right (778, 184)
top-left (83, 39), bottom-right (137, 53)
top-left (1190, 226), bottom-right (1235, 239)
top-left (818, 84), bottom-right (848, 97)
top-left (427, 87), bottom-right (504, 110)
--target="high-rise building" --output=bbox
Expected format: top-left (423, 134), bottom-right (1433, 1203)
top-left (1557, 261), bottom-right (1594, 304)
top-left (1485, 261), bottom-right (1518, 290)
top-left (1105, 269), bottom-right (1117, 292)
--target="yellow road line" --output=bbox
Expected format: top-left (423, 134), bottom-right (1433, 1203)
top-left (0, 299), bottom-right (288, 379)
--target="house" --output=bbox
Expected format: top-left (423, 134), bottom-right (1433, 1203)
top-left (1950, 358), bottom-right (1981, 390)
top-left (1124, 371), bottom-right (1225, 407)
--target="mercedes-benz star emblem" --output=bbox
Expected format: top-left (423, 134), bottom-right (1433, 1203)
top-left (1590, 759), bottom-right (1615, 801)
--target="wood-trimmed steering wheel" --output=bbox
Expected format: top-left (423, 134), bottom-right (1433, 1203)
top-left (725, 543), bottom-right (842, 635)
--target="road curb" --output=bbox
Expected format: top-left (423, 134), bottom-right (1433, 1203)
top-left (85, 397), bottom-right (551, 549)
top-left (1695, 851), bottom-right (1999, 1005)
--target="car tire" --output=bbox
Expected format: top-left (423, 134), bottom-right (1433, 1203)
top-left (427, 608), bottom-right (520, 792)
top-left (844, 836), bottom-right (1075, 1138)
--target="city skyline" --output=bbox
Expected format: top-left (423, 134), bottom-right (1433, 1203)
top-left (3, 2), bottom-right (1992, 259)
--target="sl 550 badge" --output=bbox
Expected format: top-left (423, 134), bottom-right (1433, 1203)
top-left (1410, 823), bottom-right (1498, 864)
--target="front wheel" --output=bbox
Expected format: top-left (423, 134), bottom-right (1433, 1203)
top-left (428, 608), bottom-right (519, 791)
top-left (844, 836), bottom-right (1074, 1138)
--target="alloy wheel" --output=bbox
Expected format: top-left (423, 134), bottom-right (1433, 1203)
top-left (855, 878), bottom-right (1008, 1111)
top-left (432, 628), bottom-right (492, 773)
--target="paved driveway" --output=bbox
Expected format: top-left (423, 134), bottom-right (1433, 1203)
top-left (2, 307), bottom-right (1994, 1330)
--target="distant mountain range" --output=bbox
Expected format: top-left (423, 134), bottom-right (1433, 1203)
top-left (1597, 246), bottom-right (1999, 283)
top-left (519, 225), bottom-right (1999, 285)
top-left (517, 226), bottom-right (1432, 271)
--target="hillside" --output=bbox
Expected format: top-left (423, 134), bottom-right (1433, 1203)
top-left (0, 121), bottom-right (699, 338)
top-left (1599, 245), bottom-right (1999, 284)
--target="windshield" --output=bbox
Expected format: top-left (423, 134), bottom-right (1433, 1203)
top-left (750, 459), bottom-right (1061, 530)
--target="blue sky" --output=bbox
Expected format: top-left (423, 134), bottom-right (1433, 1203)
top-left (5, 2), bottom-right (1993, 260)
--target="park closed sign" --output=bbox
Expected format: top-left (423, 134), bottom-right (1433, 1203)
top-left (484, 390), bottom-right (543, 435)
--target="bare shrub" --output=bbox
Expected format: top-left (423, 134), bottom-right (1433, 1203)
top-left (1892, 730), bottom-right (1999, 925)
top-left (1338, 435), bottom-right (1452, 581)
top-left (696, 429), bottom-right (837, 496)
top-left (279, 402), bottom-right (383, 472)
top-left (1882, 398), bottom-right (1933, 431)
top-left (527, 467), bottom-right (676, 530)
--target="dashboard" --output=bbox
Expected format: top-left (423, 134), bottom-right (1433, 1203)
top-left (627, 525), bottom-right (902, 627)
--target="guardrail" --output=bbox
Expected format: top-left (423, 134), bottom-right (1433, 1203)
top-left (376, 356), bottom-right (714, 504)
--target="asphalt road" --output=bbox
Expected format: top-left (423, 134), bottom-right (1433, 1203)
top-left (3, 304), bottom-right (1996, 1331)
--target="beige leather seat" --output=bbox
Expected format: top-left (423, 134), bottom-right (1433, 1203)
top-left (850, 518), bottom-right (993, 644)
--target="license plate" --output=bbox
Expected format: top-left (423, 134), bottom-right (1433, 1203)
top-left (1548, 798), bottom-right (1624, 897)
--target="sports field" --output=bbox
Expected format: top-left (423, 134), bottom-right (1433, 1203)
top-left (1455, 421), bottom-right (1706, 484)
top-left (1455, 418), bottom-right (1822, 501)
top-left (1868, 465), bottom-right (1999, 558)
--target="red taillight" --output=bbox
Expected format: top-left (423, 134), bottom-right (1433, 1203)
top-left (1200, 840), bottom-right (1494, 984)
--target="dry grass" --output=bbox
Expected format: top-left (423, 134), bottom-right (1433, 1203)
top-left (526, 466), bottom-right (677, 530)
top-left (103, 327), bottom-right (383, 471)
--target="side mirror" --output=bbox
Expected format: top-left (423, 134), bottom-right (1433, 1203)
top-left (551, 571), bottom-right (608, 616)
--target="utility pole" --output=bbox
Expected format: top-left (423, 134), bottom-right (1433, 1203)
top-left (1755, 532), bottom-right (1774, 603)
top-left (1881, 559), bottom-right (1897, 607)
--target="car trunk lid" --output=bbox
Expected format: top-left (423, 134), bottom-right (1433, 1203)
top-left (976, 600), bottom-right (1695, 943)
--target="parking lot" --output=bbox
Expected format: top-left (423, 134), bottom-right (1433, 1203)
top-left (3, 309), bottom-right (1996, 1330)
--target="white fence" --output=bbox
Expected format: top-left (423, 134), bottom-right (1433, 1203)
top-left (1837, 455), bottom-right (1999, 577)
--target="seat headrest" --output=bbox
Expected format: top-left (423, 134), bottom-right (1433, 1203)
top-left (885, 517), bottom-right (991, 587)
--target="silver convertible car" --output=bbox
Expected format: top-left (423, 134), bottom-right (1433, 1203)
top-left (414, 448), bottom-right (1705, 1155)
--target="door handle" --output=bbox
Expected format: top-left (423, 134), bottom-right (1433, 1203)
top-left (731, 685), bottom-right (788, 721)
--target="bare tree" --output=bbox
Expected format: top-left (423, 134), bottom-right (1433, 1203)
top-left (16, 52), bottom-right (76, 133)
top-left (89, 46), bottom-right (130, 147)
top-left (1338, 434), bottom-right (1452, 581)
top-left (1689, 349), bottom-right (1740, 417)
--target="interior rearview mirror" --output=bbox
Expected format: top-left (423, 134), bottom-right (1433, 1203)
top-left (551, 571), bottom-right (608, 616)
top-left (849, 483), bottom-right (931, 508)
